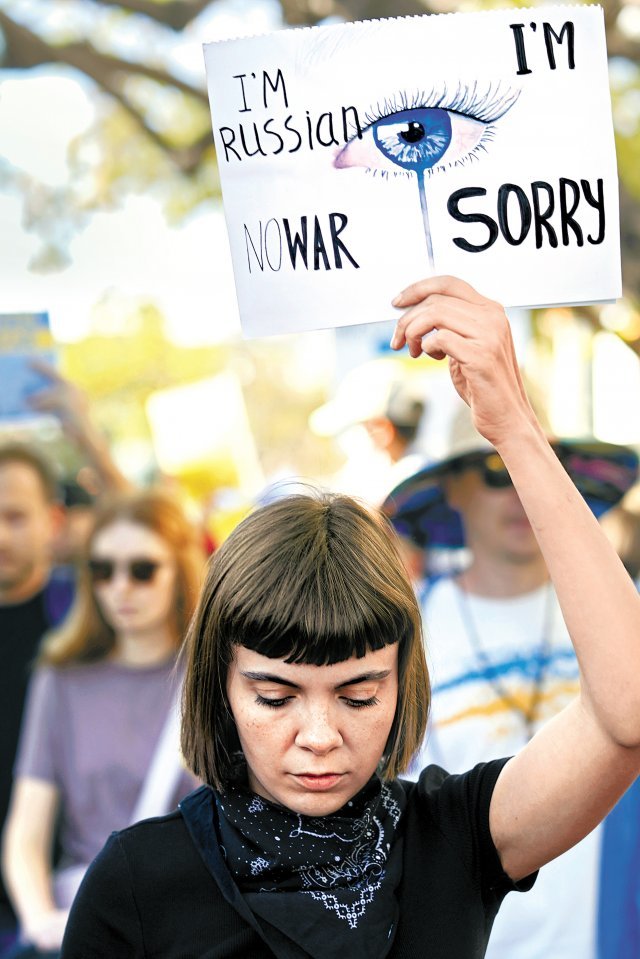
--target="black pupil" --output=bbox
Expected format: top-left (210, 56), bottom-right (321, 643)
top-left (400, 121), bottom-right (425, 144)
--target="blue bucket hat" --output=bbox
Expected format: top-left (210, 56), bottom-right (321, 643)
top-left (383, 411), bottom-right (639, 550)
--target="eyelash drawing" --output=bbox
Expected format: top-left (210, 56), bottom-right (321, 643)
top-left (336, 81), bottom-right (520, 269)
top-left (362, 83), bottom-right (520, 129)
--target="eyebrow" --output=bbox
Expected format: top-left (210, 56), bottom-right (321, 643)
top-left (239, 669), bottom-right (392, 690)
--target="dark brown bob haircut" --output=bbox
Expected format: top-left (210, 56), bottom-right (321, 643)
top-left (181, 490), bottom-right (430, 791)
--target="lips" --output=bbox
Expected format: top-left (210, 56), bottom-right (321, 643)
top-left (292, 773), bottom-right (345, 791)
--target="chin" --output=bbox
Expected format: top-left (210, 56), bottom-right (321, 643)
top-left (287, 793), bottom-right (351, 817)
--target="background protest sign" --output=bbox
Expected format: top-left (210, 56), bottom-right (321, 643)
top-left (204, 5), bottom-right (620, 337)
top-left (0, 312), bottom-right (57, 422)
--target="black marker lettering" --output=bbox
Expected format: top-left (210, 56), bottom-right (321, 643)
top-left (581, 178), bottom-right (605, 244)
top-left (510, 24), bottom-right (533, 76)
top-left (284, 217), bottom-right (309, 268)
top-left (559, 177), bottom-right (583, 246)
top-left (244, 222), bottom-right (264, 272)
top-left (305, 111), bottom-right (314, 150)
top-left (543, 21), bottom-right (575, 70)
top-left (448, 187), bottom-right (499, 253)
top-left (316, 113), bottom-right (339, 148)
top-left (284, 115), bottom-right (303, 153)
top-left (531, 181), bottom-right (558, 248)
top-left (498, 184), bottom-right (532, 246)
top-left (313, 216), bottom-right (330, 270)
top-left (263, 118), bottom-right (284, 154)
top-left (264, 218), bottom-right (282, 271)
top-left (329, 213), bottom-right (360, 269)
top-left (239, 124), bottom-right (268, 159)
top-left (233, 74), bottom-right (251, 112)
top-left (263, 69), bottom-right (288, 109)
top-left (218, 127), bottom-right (242, 162)
top-left (342, 106), bottom-right (363, 142)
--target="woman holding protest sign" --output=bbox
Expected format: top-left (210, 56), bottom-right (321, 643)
top-left (59, 277), bottom-right (640, 959)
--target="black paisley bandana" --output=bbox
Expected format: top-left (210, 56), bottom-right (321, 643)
top-left (215, 776), bottom-right (406, 959)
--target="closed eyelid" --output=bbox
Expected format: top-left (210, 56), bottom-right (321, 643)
top-left (255, 686), bottom-right (295, 697)
top-left (339, 681), bottom-right (381, 696)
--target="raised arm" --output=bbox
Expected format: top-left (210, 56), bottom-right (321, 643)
top-left (391, 275), bottom-right (640, 881)
top-left (28, 360), bottom-right (132, 495)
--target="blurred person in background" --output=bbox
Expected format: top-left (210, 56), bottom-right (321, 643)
top-left (601, 500), bottom-right (640, 587)
top-left (309, 358), bottom-right (428, 506)
top-left (0, 369), bottom-right (130, 949)
top-left (597, 495), bottom-right (640, 958)
top-left (1, 489), bottom-right (204, 958)
top-left (0, 446), bottom-right (70, 951)
top-left (384, 404), bottom-right (639, 959)
top-left (51, 483), bottom-right (97, 569)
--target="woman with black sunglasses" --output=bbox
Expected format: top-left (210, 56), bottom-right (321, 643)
top-left (1, 490), bottom-right (205, 958)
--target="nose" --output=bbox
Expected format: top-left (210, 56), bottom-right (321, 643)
top-left (107, 568), bottom-right (135, 592)
top-left (294, 703), bottom-right (343, 755)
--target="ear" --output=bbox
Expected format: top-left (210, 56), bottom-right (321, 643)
top-left (49, 503), bottom-right (67, 537)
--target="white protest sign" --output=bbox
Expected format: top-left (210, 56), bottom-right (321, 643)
top-left (204, 5), bottom-right (620, 337)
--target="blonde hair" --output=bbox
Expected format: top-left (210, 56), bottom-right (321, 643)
top-left (41, 489), bottom-right (205, 666)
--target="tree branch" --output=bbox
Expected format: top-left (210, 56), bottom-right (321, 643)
top-left (87, 0), bottom-right (214, 31)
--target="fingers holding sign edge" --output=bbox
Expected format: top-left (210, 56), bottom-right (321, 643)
top-left (392, 275), bottom-right (488, 309)
top-left (394, 295), bottom-right (483, 358)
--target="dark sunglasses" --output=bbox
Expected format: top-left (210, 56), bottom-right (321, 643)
top-left (87, 558), bottom-right (163, 584)
top-left (452, 452), bottom-right (514, 489)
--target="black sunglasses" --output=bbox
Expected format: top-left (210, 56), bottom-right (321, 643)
top-left (452, 452), bottom-right (514, 489)
top-left (87, 558), bottom-right (163, 584)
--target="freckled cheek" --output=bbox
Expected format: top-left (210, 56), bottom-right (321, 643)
top-left (234, 708), bottom-right (293, 753)
top-left (349, 708), bottom-right (395, 753)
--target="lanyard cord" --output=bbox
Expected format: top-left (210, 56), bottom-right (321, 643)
top-left (455, 580), bottom-right (555, 741)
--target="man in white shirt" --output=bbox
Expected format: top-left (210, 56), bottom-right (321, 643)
top-left (384, 403), bottom-right (639, 959)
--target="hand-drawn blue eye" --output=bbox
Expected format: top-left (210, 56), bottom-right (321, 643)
top-left (373, 108), bottom-right (453, 171)
top-left (335, 85), bottom-right (519, 177)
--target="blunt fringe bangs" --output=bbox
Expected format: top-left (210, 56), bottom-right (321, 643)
top-left (181, 491), bottom-right (430, 790)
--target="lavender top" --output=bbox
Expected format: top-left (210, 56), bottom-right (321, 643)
top-left (15, 657), bottom-right (198, 868)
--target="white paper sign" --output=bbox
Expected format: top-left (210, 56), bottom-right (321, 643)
top-left (204, 5), bottom-right (620, 337)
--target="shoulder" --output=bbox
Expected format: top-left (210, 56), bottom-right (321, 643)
top-left (398, 759), bottom-right (534, 900)
top-left (412, 758), bottom-right (508, 804)
top-left (110, 788), bottom-right (214, 874)
top-left (78, 803), bottom-right (208, 899)
top-left (26, 664), bottom-right (62, 701)
top-left (32, 660), bottom-right (103, 695)
top-left (111, 807), bottom-right (194, 860)
top-left (400, 760), bottom-right (509, 868)
top-left (420, 574), bottom-right (458, 610)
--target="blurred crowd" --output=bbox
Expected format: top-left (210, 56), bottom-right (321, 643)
top-left (0, 359), bottom-right (639, 958)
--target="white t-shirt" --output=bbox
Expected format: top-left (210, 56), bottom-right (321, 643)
top-left (407, 577), bottom-right (600, 959)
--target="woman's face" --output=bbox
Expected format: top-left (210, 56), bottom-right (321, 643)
top-left (89, 520), bottom-right (178, 639)
top-left (226, 643), bottom-right (399, 816)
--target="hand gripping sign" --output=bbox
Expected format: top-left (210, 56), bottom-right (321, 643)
top-left (203, 6), bottom-right (620, 337)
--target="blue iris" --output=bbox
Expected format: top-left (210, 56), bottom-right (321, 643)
top-left (372, 108), bottom-right (453, 172)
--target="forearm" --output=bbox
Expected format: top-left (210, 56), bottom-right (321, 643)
top-left (2, 829), bottom-right (56, 931)
top-left (72, 420), bottom-right (131, 493)
top-left (497, 420), bottom-right (640, 746)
